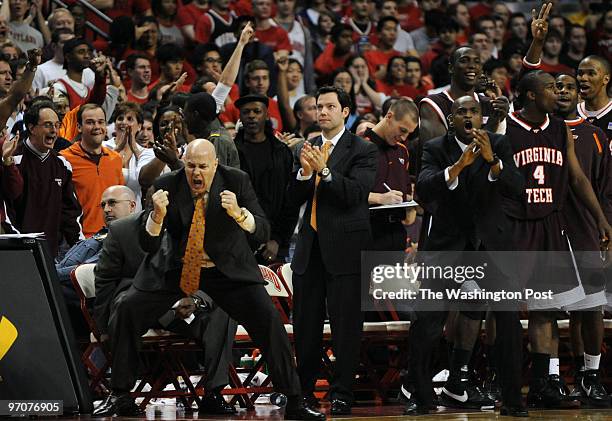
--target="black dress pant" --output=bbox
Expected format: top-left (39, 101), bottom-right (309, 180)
top-left (406, 309), bottom-right (523, 407)
top-left (109, 268), bottom-right (301, 398)
top-left (293, 238), bottom-right (363, 403)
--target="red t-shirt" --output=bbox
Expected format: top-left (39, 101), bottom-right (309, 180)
top-left (539, 61), bottom-right (575, 76)
top-left (314, 42), bottom-right (352, 78)
top-left (398, 3), bottom-right (423, 32)
top-left (255, 24), bottom-right (292, 52)
top-left (126, 90), bottom-right (149, 104)
top-left (364, 49), bottom-right (400, 79)
top-left (220, 97), bottom-right (284, 132)
top-left (375, 80), bottom-right (420, 99)
top-left (177, 3), bottom-right (208, 28)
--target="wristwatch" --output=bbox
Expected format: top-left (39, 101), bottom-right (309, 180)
top-left (235, 207), bottom-right (248, 223)
top-left (318, 167), bottom-right (330, 177)
top-left (486, 154), bottom-right (499, 166)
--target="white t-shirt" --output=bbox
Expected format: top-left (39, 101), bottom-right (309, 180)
top-left (33, 60), bottom-right (95, 91)
top-left (8, 21), bottom-right (43, 52)
top-left (53, 73), bottom-right (96, 101)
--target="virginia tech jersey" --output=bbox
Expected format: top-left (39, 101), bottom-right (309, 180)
top-left (420, 90), bottom-right (494, 130)
top-left (577, 99), bottom-right (612, 141)
top-left (563, 117), bottom-right (612, 250)
top-left (503, 112), bottom-right (569, 220)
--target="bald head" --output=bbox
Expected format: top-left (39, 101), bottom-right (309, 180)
top-left (101, 185), bottom-right (136, 225)
top-left (452, 96), bottom-right (481, 113)
top-left (184, 138), bottom-right (218, 197)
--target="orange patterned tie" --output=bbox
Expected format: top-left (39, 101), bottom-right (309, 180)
top-left (310, 141), bottom-right (332, 231)
top-left (180, 197), bottom-right (205, 295)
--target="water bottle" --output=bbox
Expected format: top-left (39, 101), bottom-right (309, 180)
top-left (358, 35), bottom-right (369, 55)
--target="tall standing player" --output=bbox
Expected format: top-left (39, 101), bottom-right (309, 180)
top-left (555, 73), bottom-right (612, 406)
top-left (577, 56), bottom-right (612, 141)
top-left (503, 70), bottom-right (612, 408)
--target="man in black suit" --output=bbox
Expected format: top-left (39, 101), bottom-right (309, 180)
top-left (290, 86), bottom-right (378, 414)
top-left (94, 137), bottom-right (324, 420)
top-left (93, 210), bottom-right (237, 415)
top-left (403, 96), bottom-right (527, 417)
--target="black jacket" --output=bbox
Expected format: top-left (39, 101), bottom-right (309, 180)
top-left (234, 128), bottom-right (296, 248)
top-left (416, 132), bottom-right (524, 252)
top-left (136, 165), bottom-right (270, 292)
top-left (289, 129), bottom-right (378, 275)
top-left (93, 211), bottom-right (147, 333)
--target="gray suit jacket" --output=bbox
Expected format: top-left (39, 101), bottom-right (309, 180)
top-left (93, 211), bottom-right (146, 333)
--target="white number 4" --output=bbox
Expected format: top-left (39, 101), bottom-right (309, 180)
top-left (533, 165), bottom-right (545, 185)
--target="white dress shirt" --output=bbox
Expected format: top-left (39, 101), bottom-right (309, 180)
top-left (296, 126), bottom-right (345, 181)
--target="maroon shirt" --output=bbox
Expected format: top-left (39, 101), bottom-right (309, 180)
top-left (563, 117), bottom-right (612, 250)
top-left (363, 127), bottom-right (411, 198)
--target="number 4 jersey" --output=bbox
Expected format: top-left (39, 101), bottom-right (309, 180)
top-left (503, 112), bottom-right (569, 220)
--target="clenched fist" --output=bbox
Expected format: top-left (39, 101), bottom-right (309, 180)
top-left (152, 189), bottom-right (169, 224)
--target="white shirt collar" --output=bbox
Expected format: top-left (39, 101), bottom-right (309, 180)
top-left (26, 138), bottom-right (50, 158)
top-left (454, 136), bottom-right (469, 152)
top-left (322, 126), bottom-right (345, 149)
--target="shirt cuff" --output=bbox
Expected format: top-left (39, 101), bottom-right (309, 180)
top-left (488, 160), bottom-right (503, 182)
top-left (444, 166), bottom-right (459, 190)
top-left (239, 209), bottom-right (256, 234)
top-left (296, 168), bottom-right (313, 180)
top-left (523, 57), bottom-right (541, 69)
top-left (212, 82), bottom-right (232, 113)
top-left (146, 212), bottom-right (163, 236)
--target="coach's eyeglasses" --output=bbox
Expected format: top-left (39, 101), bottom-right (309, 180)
top-left (100, 199), bottom-right (133, 209)
top-left (36, 122), bottom-right (63, 130)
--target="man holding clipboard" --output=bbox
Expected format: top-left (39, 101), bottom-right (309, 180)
top-left (364, 99), bottom-right (419, 251)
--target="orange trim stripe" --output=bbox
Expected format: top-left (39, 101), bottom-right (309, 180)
top-left (593, 132), bottom-right (603, 154)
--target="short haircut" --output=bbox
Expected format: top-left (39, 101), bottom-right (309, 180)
top-left (376, 0), bottom-right (396, 10)
top-left (245, 59), bottom-right (269, 77)
top-left (24, 101), bottom-right (58, 130)
top-left (233, 15), bottom-right (254, 32)
top-left (569, 23), bottom-right (586, 36)
top-left (545, 29), bottom-right (563, 43)
top-left (450, 46), bottom-right (477, 66)
top-left (316, 85), bottom-right (352, 114)
top-left (404, 55), bottom-right (422, 68)
top-left (581, 55), bottom-right (611, 76)
top-left (77, 104), bottom-right (105, 125)
top-left (156, 43), bottom-right (184, 63)
top-left (389, 98), bottom-right (418, 121)
top-left (517, 70), bottom-right (546, 106)
top-left (293, 94), bottom-right (315, 120)
top-left (288, 58), bottom-right (303, 72)
top-left (424, 10), bottom-right (447, 29)
top-left (112, 102), bottom-right (144, 124)
top-left (125, 53), bottom-right (150, 71)
top-left (331, 23), bottom-right (352, 41)
top-left (48, 8), bottom-right (73, 30)
top-left (476, 15), bottom-right (495, 29)
top-left (51, 28), bottom-right (73, 44)
top-left (377, 16), bottom-right (399, 32)
top-left (483, 58), bottom-right (508, 75)
top-left (439, 15), bottom-right (460, 32)
top-left (153, 105), bottom-right (183, 139)
top-left (191, 43), bottom-right (222, 68)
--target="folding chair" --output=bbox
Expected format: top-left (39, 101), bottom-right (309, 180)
top-left (69, 265), bottom-right (205, 411)
top-left (224, 265), bottom-right (291, 409)
top-left (70, 264), bottom-right (110, 395)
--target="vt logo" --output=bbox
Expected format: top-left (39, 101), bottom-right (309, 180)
top-left (0, 316), bottom-right (18, 360)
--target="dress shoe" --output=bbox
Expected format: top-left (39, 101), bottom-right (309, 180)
top-left (92, 393), bottom-right (143, 417)
top-left (284, 402), bottom-right (326, 420)
top-left (499, 405), bottom-right (529, 417)
top-left (303, 394), bottom-right (320, 408)
top-left (199, 391), bottom-right (237, 414)
top-left (330, 399), bottom-right (351, 415)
